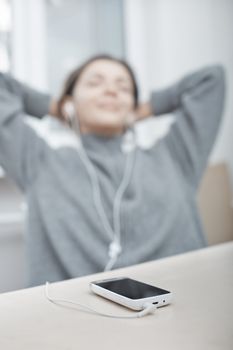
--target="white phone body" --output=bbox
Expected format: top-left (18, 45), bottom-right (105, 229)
top-left (90, 277), bottom-right (172, 311)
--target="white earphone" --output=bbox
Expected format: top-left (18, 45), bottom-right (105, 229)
top-left (45, 281), bottom-right (157, 319)
top-left (45, 104), bottom-right (158, 319)
top-left (62, 100), bottom-right (76, 123)
top-left (63, 100), bottom-right (136, 271)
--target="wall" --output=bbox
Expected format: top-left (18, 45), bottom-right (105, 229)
top-left (124, 0), bottom-right (233, 184)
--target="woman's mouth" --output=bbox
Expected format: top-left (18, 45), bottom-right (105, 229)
top-left (98, 103), bottom-right (118, 111)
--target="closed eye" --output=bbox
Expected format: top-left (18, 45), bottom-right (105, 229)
top-left (86, 80), bottom-right (102, 87)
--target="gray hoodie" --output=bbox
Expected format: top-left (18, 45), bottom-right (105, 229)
top-left (0, 65), bottom-right (225, 287)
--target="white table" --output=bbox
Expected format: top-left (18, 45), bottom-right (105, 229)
top-left (0, 242), bottom-right (232, 350)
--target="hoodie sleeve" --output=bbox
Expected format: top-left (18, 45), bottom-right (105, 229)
top-left (0, 73), bottom-right (51, 118)
top-left (150, 65), bottom-right (226, 189)
top-left (0, 77), bottom-right (49, 191)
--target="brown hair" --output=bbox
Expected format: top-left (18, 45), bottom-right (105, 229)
top-left (57, 54), bottom-right (139, 119)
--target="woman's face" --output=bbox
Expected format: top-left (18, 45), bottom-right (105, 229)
top-left (72, 59), bottom-right (135, 135)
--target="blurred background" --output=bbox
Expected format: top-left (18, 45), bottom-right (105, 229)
top-left (0, 0), bottom-right (233, 293)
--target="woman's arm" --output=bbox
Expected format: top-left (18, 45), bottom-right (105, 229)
top-left (138, 65), bottom-right (226, 189)
top-left (0, 76), bottom-right (49, 190)
top-left (0, 73), bottom-right (53, 118)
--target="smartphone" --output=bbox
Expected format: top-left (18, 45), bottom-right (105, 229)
top-left (90, 277), bottom-right (172, 311)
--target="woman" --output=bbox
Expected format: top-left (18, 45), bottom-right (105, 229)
top-left (0, 55), bottom-right (225, 287)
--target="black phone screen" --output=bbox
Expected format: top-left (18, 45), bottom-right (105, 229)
top-left (94, 278), bottom-right (170, 299)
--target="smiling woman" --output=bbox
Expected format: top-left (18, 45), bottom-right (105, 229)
top-left (0, 54), bottom-right (226, 288)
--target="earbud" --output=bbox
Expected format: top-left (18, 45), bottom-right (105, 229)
top-left (62, 100), bottom-right (82, 150)
top-left (63, 100), bottom-right (75, 122)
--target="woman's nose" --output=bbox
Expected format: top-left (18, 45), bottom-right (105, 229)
top-left (103, 84), bottom-right (118, 96)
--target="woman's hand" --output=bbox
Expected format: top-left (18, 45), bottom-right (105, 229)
top-left (49, 98), bottom-right (59, 117)
top-left (134, 102), bottom-right (154, 122)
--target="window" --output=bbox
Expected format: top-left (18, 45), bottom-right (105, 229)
top-left (45, 0), bottom-right (125, 94)
top-left (0, 0), bottom-right (12, 72)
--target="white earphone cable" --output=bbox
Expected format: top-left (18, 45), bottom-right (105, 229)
top-left (45, 281), bottom-right (157, 319)
top-left (69, 112), bottom-right (136, 271)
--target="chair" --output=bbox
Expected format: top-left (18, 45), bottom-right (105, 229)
top-left (197, 163), bottom-right (233, 245)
